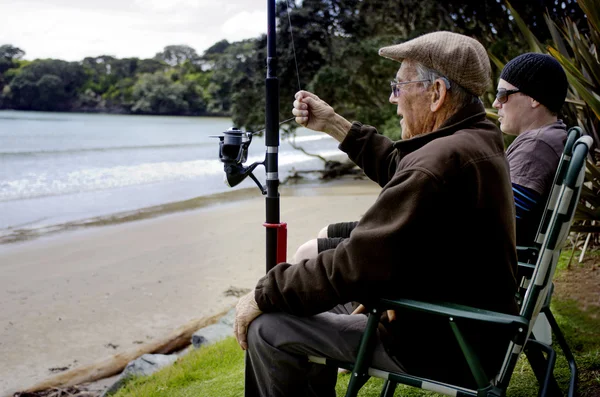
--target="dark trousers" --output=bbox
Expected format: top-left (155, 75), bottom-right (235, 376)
top-left (244, 303), bottom-right (404, 397)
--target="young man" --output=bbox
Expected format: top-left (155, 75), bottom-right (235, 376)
top-left (494, 53), bottom-right (568, 246)
top-left (234, 32), bottom-right (517, 395)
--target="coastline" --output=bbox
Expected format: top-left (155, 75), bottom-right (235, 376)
top-left (0, 177), bottom-right (380, 395)
top-left (0, 186), bottom-right (265, 246)
top-left (0, 168), bottom-right (347, 246)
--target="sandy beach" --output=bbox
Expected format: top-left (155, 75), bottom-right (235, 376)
top-left (0, 178), bottom-right (379, 395)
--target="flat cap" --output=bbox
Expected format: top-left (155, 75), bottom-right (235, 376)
top-left (379, 31), bottom-right (491, 96)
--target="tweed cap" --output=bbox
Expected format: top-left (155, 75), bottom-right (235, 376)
top-left (379, 31), bottom-right (491, 96)
top-left (500, 53), bottom-right (568, 113)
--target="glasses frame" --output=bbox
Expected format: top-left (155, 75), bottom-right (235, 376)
top-left (496, 89), bottom-right (520, 104)
top-left (390, 79), bottom-right (429, 97)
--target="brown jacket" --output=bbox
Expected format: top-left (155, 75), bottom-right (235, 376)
top-left (255, 102), bottom-right (518, 387)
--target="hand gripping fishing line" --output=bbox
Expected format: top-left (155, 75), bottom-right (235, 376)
top-left (212, 0), bottom-right (301, 272)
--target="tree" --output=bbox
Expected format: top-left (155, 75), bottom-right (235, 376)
top-left (154, 45), bottom-right (200, 67)
top-left (7, 59), bottom-right (85, 110)
top-left (131, 72), bottom-right (190, 115)
top-left (199, 39), bottom-right (259, 118)
top-left (0, 45), bottom-right (25, 101)
top-left (36, 74), bottom-right (68, 109)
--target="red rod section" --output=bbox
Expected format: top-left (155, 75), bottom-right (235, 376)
top-left (263, 222), bottom-right (287, 264)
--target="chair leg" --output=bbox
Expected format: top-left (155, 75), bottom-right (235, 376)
top-left (525, 339), bottom-right (562, 397)
top-left (379, 380), bottom-right (397, 397)
top-left (543, 307), bottom-right (577, 397)
top-left (345, 309), bottom-right (381, 397)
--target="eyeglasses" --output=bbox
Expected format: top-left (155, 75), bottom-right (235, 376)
top-left (390, 79), bottom-right (429, 97)
top-left (496, 89), bottom-right (520, 104)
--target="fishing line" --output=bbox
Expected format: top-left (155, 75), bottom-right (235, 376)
top-left (253, 2), bottom-right (300, 135)
top-left (286, 0), bottom-right (302, 93)
top-left (253, 117), bottom-right (295, 135)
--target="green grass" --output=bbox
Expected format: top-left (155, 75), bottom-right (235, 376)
top-left (113, 250), bottom-right (600, 397)
top-left (112, 338), bottom-right (245, 397)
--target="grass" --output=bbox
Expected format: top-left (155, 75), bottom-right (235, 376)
top-left (113, 250), bottom-right (600, 397)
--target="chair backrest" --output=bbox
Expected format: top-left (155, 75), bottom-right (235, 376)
top-left (534, 126), bottom-right (583, 246)
top-left (497, 135), bottom-right (593, 387)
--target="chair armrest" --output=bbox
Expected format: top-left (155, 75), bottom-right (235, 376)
top-left (378, 298), bottom-right (528, 329)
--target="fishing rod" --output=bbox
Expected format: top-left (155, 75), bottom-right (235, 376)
top-left (213, 0), bottom-right (299, 273)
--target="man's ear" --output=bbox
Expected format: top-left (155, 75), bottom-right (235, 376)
top-left (531, 98), bottom-right (542, 109)
top-left (430, 78), bottom-right (448, 112)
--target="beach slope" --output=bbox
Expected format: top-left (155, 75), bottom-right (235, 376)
top-left (0, 179), bottom-right (379, 395)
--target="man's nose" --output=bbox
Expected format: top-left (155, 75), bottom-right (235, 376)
top-left (492, 98), bottom-right (501, 109)
top-left (389, 93), bottom-right (397, 104)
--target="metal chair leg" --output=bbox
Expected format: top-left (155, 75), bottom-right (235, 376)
top-left (543, 307), bottom-right (577, 397)
top-left (345, 309), bottom-right (380, 397)
top-left (379, 380), bottom-right (397, 397)
top-left (525, 339), bottom-right (562, 397)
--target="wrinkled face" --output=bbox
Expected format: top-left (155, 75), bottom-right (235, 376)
top-left (492, 79), bottom-right (531, 136)
top-left (389, 61), bottom-right (432, 140)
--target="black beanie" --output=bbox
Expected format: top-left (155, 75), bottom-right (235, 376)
top-left (500, 53), bottom-right (568, 113)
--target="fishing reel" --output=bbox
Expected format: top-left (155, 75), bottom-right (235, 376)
top-left (212, 128), bottom-right (266, 194)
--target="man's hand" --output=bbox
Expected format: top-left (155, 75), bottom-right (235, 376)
top-left (351, 304), bottom-right (397, 322)
top-left (292, 91), bottom-right (351, 142)
top-left (292, 91), bottom-right (334, 132)
top-left (233, 291), bottom-right (263, 350)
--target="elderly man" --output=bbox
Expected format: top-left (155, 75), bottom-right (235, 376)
top-left (296, 52), bottom-right (569, 261)
top-left (493, 53), bottom-right (568, 246)
top-left (234, 31), bottom-right (518, 395)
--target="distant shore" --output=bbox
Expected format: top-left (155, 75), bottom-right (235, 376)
top-left (0, 107), bottom-right (230, 117)
top-left (0, 177), bottom-right (380, 395)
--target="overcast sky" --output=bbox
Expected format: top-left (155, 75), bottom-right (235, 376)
top-left (0, 0), bottom-right (268, 61)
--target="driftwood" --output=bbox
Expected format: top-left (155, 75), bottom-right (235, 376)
top-left (282, 160), bottom-right (365, 184)
top-left (14, 386), bottom-right (97, 397)
top-left (20, 306), bottom-right (234, 394)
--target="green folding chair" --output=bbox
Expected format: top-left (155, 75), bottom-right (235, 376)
top-left (516, 126), bottom-right (583, 397)
top-left (309, 135), bottom-right (593, 397)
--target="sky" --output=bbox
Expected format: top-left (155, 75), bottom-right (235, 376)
top-left (0, 0), bottom-right (268, 61)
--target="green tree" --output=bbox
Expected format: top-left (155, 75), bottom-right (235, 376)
top-left (154, 45), bottom-right (200, 67)
top-left (200, 39), bottom-right (259, 118)
top-left (7, 59), bottom-right (85, 110)
top-left (131, 72), bottom-right (190, 115)
top-left (0, 44), bottom-right (25, 106)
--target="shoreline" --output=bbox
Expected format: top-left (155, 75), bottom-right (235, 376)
top-left (0, 177), bottom-right (380, 394)
top-left (0, 175), bottom-right (357, 246)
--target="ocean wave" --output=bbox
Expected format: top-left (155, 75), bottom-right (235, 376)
top-left (282, 134), bottom-right (335, 143)
top-left (0, 134), bottom-right (332, 157)
top-left (0, 149), bottom-right (342, 201)
top-left (0, 142), bottom-right (212, 157)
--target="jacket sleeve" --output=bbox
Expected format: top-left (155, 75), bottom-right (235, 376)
top-left (254, 166), bottom-right (442, 316)
top-left (338, 122), bottom-right (401, 187)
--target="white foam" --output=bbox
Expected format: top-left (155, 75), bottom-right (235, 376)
top-left (283, 134), bottom-right (335, 143)
top-left (1, 150), bottom-right (343, 201)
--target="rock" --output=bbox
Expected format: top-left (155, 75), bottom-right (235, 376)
top-left (101, 354), bottom-right (178, 396)
top-left (191, 308), bottom-right (235, 348)
top-left (122, 354), bottom-right (178, 377)
top-left (191, 323), bottom-right (232, 348)
top-left (219, 308), bottom-right (235, 327)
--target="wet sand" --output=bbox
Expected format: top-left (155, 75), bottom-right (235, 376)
top-left (0, 178), bottom-right (379, 395)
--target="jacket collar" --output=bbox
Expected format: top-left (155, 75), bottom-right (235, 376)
top-left (393, 101), bottom-right (487, 156)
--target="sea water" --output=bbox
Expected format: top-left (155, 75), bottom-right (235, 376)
top-left (0, 110), bottom-right (342, 242)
